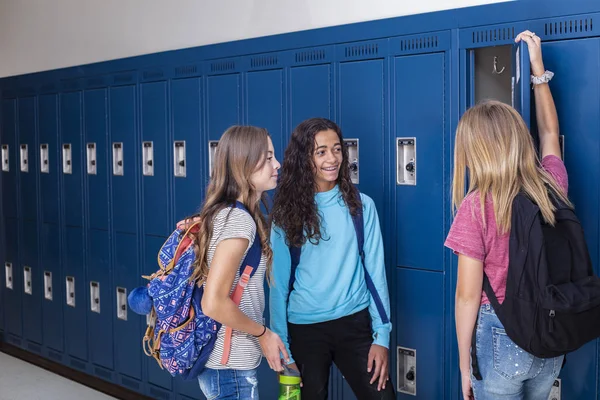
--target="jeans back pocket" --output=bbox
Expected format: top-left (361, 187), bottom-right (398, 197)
top-left (492, 327), bottom-right (534, 380)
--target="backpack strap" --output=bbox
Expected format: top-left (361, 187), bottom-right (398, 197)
top-left (221, 201), bottom-right (263, 365)
top-left (287, 191), bottom-right (389, 324)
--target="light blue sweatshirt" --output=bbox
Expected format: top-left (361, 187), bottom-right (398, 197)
top-left (269, 185), bottom-right (392, 364)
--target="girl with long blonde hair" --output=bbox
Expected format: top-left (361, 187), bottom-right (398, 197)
top-left (192, 125), bottom-right (288, 399)
top-left (445, 31), bottom-right (570, 400)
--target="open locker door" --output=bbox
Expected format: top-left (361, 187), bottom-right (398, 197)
top-left (512, 40), bottom-right (531, 128)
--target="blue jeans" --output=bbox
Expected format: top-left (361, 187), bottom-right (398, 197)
top-left (198, 368), bottom-right (259, 400)
top-left (471, 304), bottom-right (563, 400)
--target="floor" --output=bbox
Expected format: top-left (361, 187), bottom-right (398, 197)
top-left (0, 352), bottom-right (117, 400)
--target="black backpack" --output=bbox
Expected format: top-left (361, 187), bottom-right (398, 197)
top-left (478, 192), bottom-right (600, 366)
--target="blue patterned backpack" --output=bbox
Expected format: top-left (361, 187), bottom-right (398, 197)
top-left (128, 202), bottom-right (262, 380)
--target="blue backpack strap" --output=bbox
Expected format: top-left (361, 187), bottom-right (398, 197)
top-left (351, 202), bottom-right (390, 324)
top-left (234, 201), bottom-right (262, 278)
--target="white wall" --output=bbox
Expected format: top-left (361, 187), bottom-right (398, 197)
top-left (0, 0), bottom-right (511, 78)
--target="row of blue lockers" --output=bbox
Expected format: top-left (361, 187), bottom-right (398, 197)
top-left (2, 3), bottom-right (600, 399)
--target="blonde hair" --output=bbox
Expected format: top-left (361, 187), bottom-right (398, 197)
top-left (187, 126), bottom-right (273, 284)
top-left (452, 100), bottom-right (571, 234)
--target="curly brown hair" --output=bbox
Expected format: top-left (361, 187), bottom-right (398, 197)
top-left (271, 118), bottom-right (361, 247)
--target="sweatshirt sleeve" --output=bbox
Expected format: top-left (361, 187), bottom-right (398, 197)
top-left (269, 224), bottom-right (295, 364)
top-left (361, 194), bottom-right (392, 349)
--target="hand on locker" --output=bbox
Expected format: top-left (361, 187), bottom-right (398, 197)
top-left (515, 30), bottom-right (545, 76)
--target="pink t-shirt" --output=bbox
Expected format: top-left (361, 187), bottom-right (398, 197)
top-left (444, 155), bottom-right (569, 305)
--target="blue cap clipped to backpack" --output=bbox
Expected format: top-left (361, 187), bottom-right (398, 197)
top-left (128, 286), bottom-right (153, 315)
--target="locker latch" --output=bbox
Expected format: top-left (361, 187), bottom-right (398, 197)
top-left (63, 144), bottom-right (72, 174)
top-left (397, 346), bottom-right (417, 396)
top-left (40, 144), bottom-right (49, 174)
top-left (20, 144), bottom-right (29, 173)
top-left (87, 143), bottom-right (97, 175)
top-left (143, 141), bottom-right (154, 176)
top-left (208, 141), bottom-right (219, 177)
top-left (90, 281), bottom-right (100, 313)
top-left (117, 287), bottom-right (128, 320)
top-left (1, 144), bottom-right (8, 172)
top-left (113, 143), bottom-right (124, 176)
top-left (24, 266), bottom-right (32, 295)
top-left (174, 141), bottom-right (186, 178)
top-left (344, 139), bottom-right (359, 184)
top-left (397, 138), bottom-right (416, 186)
top-left (66, 276), bottom-right (76, 307)
top-left (549, 378), bottom-right (561, 400)
top-left (44, 271), bottom-right (53, 300)
top-left (5, 262), bottom-right (13, 290)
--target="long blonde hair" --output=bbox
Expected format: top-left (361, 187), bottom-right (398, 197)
top-left (188, 126), bottom-right (273, 283)
top-left (452, 100), bottom-right (571, 234)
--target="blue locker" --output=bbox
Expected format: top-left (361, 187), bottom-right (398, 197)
top-left (84, 89), bottom-right (109, 231)
top-left (289, 63), bottom-right (332, 130)
top-left (206, 74), bottom-right (241, 140)
top-left (88, 228), bottom-right (113, 370)
top-left (540, 38), bottom-right (600, 400)
top-left (113, 232), bottom-right (142, 381)
top-left (109, 85), bottom-right (138, 234)
top-left (246, 68), bottom-right (284, 159)
top-left (38, 94), bottom-right (60, 224)
top-left (338, 56), bottom-right (386, 213)
top-left (18, 97), bottom-right (38, 222)
top-left (0, 217), bottom-right (3, 334)
top-left (2, 99), bottom-right (18, 219)
top-left (143, 234), bottom-right (173, 391)
top-left (394, 53), bottom-right (446, 271)
top-left (63, 226), bottom-right (88, 362)
top-left (140, 81), bottom-right (170, 237)
top-left (60, 92), bottom-right (84, 227)
top-left (4, 218), bottom-right (22, 338)
top-left (171, 78), bottom-right (204, 223)
top-left (395, 268), bottom-right (444, 399)
top-left (41, 222), bottom-right (64, 352)
top-left (21, 220), bottom-right (42, 345)
top-left (176, 376), bottom-right (204, 399)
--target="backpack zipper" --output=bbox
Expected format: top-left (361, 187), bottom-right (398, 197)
top-left (548, 310), bottom-right (555, 333)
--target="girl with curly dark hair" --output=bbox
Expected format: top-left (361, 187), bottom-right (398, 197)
top-left (270, 118), bottom-right (394, 399)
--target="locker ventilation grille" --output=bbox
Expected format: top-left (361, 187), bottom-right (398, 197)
top-left (250, 55), bottom-right (279, 68)
top-left (472, 27), bottom-right (515, 43)
top-left (295, 49), bottom-right (326, 63)
top-left (175, 65), bottom-right (198, 76)
top-left (48, 350), bottom-right (62, 361)
top-left (121, 376), bottom-right (141, 390)
top-left (62, 79), bottom-right (80, 91)
top-left (211, 61), bottom-right (235, 73)
top-left (95, 367), bottom-right (112, 380)
top-left (150, 387), bottom-right (171, 400)
top-left (345, 43), bottom-right (379, 58)
top-left (41, 84), bottom-right (56, 92)
top-left (143, 70), bottom-right (164, 80)
top-left (87, 78), bottom-right (105, 87)
top-left (545, 18), bottom-right (593, 35)
top-left (27, 342), bottom-right (42, 353)
top-left (70, 358), bottom-right (86, 370)
top-left (400, 36), bottom-right (439, 51)
top-left (113, 73), bottom-right (134, 84)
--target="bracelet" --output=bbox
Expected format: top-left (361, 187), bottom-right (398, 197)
top-left (531, 70), bottom-right (554, 86)
top-left (254, 325), bottom-right (267, 338)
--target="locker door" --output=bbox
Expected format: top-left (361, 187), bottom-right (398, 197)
top-left (60, 92), bottom-right (84, 227)
top-left (88, 229), bottom-right (113, 370)
top-left (113, 232), bottom-right (142, 382)
top-left (2, 99), bottom-right (18, 219)
top-left (41, 222), bottom-right (63, 352)
top-left (21, 220), bottom-right (42, 345)
top-left (512, 40), bottom-right (531, 127)
top-left (171, 78), bottom-right (203, 223)
top-left (109, 85), bottom-right (138, 234)
top-left (4, 218), bottom-right (22, 338)
top-left (206, 73), bottom-right (241, 141)
top-left (539, 37), bottom-right (600, 400)
top-left (39, 94), bottom-right (60, 224)
top-left (289, 63), bottom-right (332, 131)
top-left (84, 89), bottom-right (109, 230)
top-left (18, 97), bottom-right (38, 222)
top-left (140, 81), bottom-right (170, 236)
top-left (64, 226), bottom-right (87, 362)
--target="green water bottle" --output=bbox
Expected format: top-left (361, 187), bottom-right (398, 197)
top-left (279, 364), bottom-right (301, 400)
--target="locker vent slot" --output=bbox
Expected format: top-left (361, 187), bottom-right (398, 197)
top-left (295, 49), bottom-right (326, 63)
top-left (62, 79), bottom-right (80, 91)
top-left (27, 342), bottom-right (42, 353)
top-left (175, 65), bottom-right (198, 76)
top-left (545, 18), bottom-right (593, 35)
top-left (41, 84), bottom-right (56, 93)
top-left (400, 36), bottom-right (439, 51)
top-left (143, 70), bottom-right (164, 81)
top-left (113, 73), bottom-right (134, 85)
top-left (70, 358), bottom-right (87, 371)
top-left (472, 27), bottom-right (515, 44)
top-left (48, 350), bottom-right (63, 361)
top-left (121, 377), bottom-right (141, 390)
top-left (345, 43), bottom-right (379, 58)
top-left (211, 61), bottom-right (236, 73)
top-left (150, 387), bottom-right (171, 400)
top-left (8, 335), bottom-right (22, 346)
top-left (250, 55), bottom-right (279, 68)
top-left (21, 87), bottom-right (35, 96)
top-left (95, 367), bottom-right (113, 380)
top-left (87, 77), bottom-right (105, 87)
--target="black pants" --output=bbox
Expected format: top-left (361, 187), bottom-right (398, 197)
top-left (288, 308), bottom-right (396, 400)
